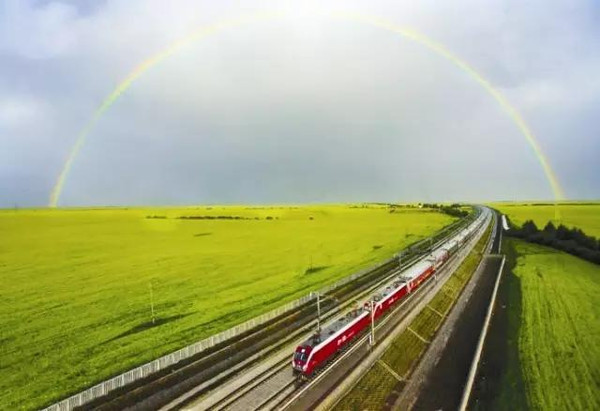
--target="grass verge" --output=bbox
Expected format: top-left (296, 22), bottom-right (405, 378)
top-left (488, 238), bottom-right (600, 410)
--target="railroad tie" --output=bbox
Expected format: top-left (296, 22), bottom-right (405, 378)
top-left (377, 359), bottom-right (403, 382)
top-left (407, 327), bottom-right (430, 344)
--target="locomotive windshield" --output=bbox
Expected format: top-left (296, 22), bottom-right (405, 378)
top-left (294, 351), bottom-right (308, 362)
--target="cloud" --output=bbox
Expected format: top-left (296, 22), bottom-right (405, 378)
top-left (0, 1), bottom-right (80, 59)
top-left (0, 0), bottom-right (598, 207)
top-left (0, 95), bottom-right (48, 128)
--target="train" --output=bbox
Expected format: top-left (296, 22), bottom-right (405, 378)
top-left (292, 208), bottom-right (490, 378)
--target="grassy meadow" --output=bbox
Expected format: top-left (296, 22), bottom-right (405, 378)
top-left (491, 239), bottom-right (600, 410)
top-left (493, 202), bottom-right (600, 237)
top-left (0, 204), bottom-right (455, 409)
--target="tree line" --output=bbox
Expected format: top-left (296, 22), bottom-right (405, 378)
top-left (507, 219), bottom-right (600, 264)
top-left (421, 203), bottom-right (470, 218)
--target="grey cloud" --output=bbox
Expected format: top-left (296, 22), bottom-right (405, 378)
top-left (1, 0), bottom-right (599, 207)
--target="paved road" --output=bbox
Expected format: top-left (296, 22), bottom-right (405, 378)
top-left (409, 212), bottom-right (503, 410)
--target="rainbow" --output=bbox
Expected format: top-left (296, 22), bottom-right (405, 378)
top-left (49, 10), bottom-right (565, 207)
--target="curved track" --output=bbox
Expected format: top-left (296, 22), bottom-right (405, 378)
top-left (180, 209), bottom-right (490, 411)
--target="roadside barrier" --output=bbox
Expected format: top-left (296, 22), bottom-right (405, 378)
top-left (458, 254), bottom-right (506, 411)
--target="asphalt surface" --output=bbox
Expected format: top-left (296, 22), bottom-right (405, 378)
top-left (410, 212), bottom-right (503, 411)
top-left (467, 236), bottom-right (528, 410)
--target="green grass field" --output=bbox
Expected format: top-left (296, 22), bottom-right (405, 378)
top-left (334, 216), bottom-right (491, 410)
top-left (0, 204), bottom-right (455, 410)
top-left (492, 202), bottom-right (600, 237)
top-left (494, 239), bottom-right (600, 410)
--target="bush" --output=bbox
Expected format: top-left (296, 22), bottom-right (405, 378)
top-left (507, 219), bottom-right (600, 265)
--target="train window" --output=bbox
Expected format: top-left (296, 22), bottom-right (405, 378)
top-left (294, 352), bottom-right (308, 362)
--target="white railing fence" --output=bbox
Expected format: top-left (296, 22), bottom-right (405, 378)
top-left (44, 214), bottom-right (475, 411)
top-left (44, 258), bottom-right (405, 411)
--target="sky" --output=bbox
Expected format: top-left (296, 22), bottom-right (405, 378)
top-left (1, 0), bottom-right (599, 207)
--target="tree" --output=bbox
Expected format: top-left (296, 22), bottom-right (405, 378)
top-left (521, 220), bottom-right (539, 237)
top-left (556, 224), bottom-right (571, 240)
top-left (543, 221), bottom-right (557, 235)
top-left (505, 217), bottom-right (600, 266)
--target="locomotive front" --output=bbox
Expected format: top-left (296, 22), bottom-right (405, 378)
top-left (292, 345), bottom-right (311, 375)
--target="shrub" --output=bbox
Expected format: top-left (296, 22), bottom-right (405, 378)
top-left (507, 219), bottom-right (600, 266)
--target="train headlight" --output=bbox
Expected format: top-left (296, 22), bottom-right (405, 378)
top-left (302, 364), bottom-right (307, 371)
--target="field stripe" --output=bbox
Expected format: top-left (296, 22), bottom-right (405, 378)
top-left (425, 304), bottom-right (444, 318)
top-left (407, 327), bottom-right (430, 344)
top-left (377, 360), bottom-right (404, 382)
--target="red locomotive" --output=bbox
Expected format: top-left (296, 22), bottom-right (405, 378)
top-left (292, 210), bottom-right (488, 378)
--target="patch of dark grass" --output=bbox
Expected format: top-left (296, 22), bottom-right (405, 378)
top-left (304, 265), bottom-right (331, 275)
top-left (179, 215), bottom-right (250, 220)
top-left (104, 314), bottom-right (192, 343)
top-left (470, 238), bottom-right (528, 411)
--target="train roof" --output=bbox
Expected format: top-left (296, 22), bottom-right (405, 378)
top-left (299, 305), bottom-right (369, 349)
top-left (431, 247), bottom-right (448, 259)
top-left (371, 279), bottom-right (407, 309)
top-left (401, 260), bottom-right (433, 281)
top-left (302, 274), bottom-right (410, 352)
top-left (300, 273), bottom-right (410, 350)
top-left (297, 209), bottom-right (490, 351)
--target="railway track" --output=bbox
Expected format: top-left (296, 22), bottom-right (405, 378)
top-left (85, 212), bottom-right (479, 411)
top-left (166, 250), bottom-right (427, 410)
top-left (179, 210), bottom-right (489, 411)
top-left (205, 359), bottom-right (290, 410)
top-left (285, 210), bottom-right (493, 411)
top-left (197, 272), bottom-right (438, 411)
top-left (227, 367), bottom-right (294, 411)
top-left (158, 255), bottom-right (420, 409)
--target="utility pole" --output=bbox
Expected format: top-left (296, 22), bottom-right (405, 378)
top-left (431, 245), bottom-right (437, 279)
top-left (149, 282), bottom-right (155, 325)
top-left (317, 292), bottom-right (321, 332)
top-left (370, 300), bottom-right (376, 346)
